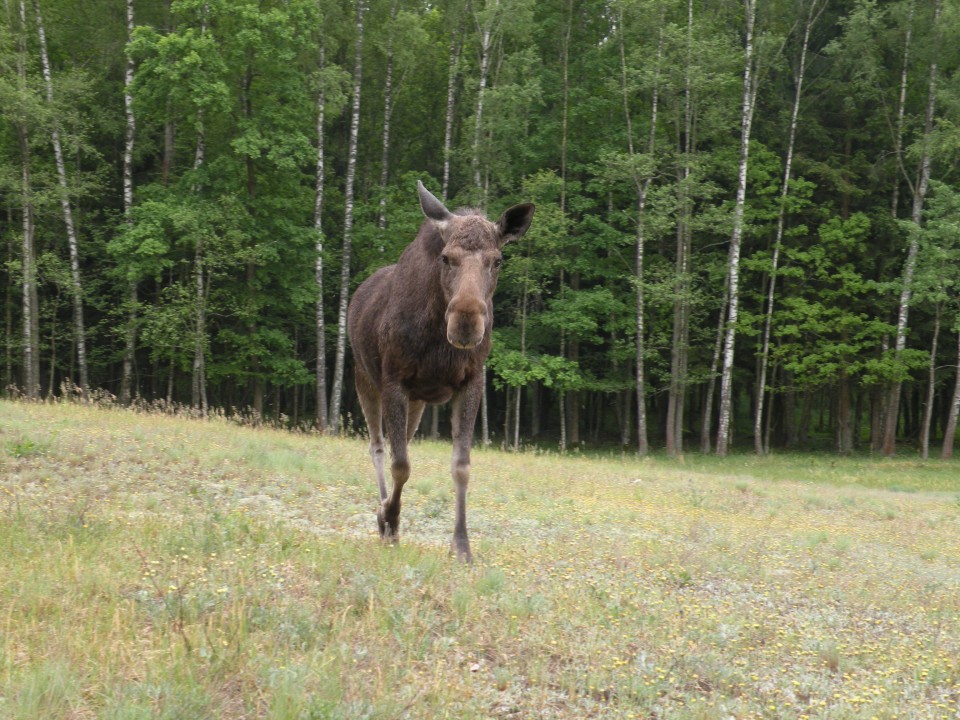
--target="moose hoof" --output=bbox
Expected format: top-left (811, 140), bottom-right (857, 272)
top-left (450, 537), bottom-right (472, 564)
top-left (376, 506), bottom-right (399, 544)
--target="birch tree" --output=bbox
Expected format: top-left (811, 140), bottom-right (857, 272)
top-left (377, 0), bottom-right (399, 230)
top-left (472, 0), bottom-right (500, 445)
top-left (716, 0), bottom-right (757, 456)
top-left (33, 0), bottom-right (89, 400)
top-left (120, 0), bottom-right (138, 405)
top-left (882, 0), bottom-right (942, 456)
top-left (329, 0), bottom-right (367, 433)
top-left (190, 119), bottom-right (207, 415)
top-left (441, 16), bottom-right (463, 202)
top-left (314, 41), bottom-right (329, 430)
top-left (665, 0), bottom-right (694, 458)
top-left (471, 0), bottom-right (497, 209)
top-left (944, 329), bottom-right (960, 459)
top-left (753, 0), bottom-right (822, 455)
top-left (618, 0), bottom-right (660, 456)
top-left (9, 0), bottom-right (39, 398)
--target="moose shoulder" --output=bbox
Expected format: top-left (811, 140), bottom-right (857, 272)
top-left (347, 181), bottom-right (534, 562)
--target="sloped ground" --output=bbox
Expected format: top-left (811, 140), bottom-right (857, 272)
top-left (2, 400), bottom-right (959, 719)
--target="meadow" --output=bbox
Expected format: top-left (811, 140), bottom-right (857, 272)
top-left (2, 400), bottom-right (959, 719)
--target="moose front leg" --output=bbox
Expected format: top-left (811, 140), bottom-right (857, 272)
top-left (379, 384), bottom-right (411, 543)
top-left (449, 383), bottom-right (482, 563)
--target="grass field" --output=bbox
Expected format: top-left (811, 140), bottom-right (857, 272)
top-left (2, 400), bottom-right (959, 719)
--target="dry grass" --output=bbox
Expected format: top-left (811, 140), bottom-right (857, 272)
top-left (2, 399), bottom-right (959, 719)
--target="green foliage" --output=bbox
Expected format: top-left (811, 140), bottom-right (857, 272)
top-left (1, 0), bottom-right (958, 451)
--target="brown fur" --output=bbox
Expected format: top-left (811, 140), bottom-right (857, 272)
top-left (347, 182), bottom-right (534, 562)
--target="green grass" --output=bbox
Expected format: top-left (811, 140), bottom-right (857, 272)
top-left (2, 399), bottom-right (959, 719)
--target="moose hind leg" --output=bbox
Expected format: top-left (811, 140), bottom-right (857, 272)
top-left (355, 374), bottom-right (389, 534)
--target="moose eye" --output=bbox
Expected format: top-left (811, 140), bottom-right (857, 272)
top-left (493, 258), bottom-right (503, 269)
top-left (440, 255), bottom-right (450, 266)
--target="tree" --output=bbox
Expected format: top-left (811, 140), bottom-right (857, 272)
top-left (119, 0), bottom-right (138, 405)
top-left (2, 0), bottom-right (40, 397)
top-left (716, 0), bottom-right (758, 456)
top-left (882, 0), bottom-right (943, 456)
top-left (754, 0), bottom-right (824, 454)
top-left (617, 0), bottom-right (663, 455)
top-left (34, 0), bottom-right (89, 400)
top-left (329, 0), bottom-right (367, 433)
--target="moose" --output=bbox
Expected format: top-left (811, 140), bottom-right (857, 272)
top-left (347, 181), bottom-right (534, 562)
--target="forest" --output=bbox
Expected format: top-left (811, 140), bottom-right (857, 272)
top-left (1, 0), bottom-right (959, 457)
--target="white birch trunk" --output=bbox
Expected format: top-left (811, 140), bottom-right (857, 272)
top-left (432, 22), bottom-right (461, 440)
top-left (890, 0), bottom-right (914, 219)
top-left (754, 0), bottom-right (821, 454)
top-left (560, 0), bottom-right (572, 214)
top-left (15, 0), bottom-right (39, 399)
top-left (34, 0), bottom-right (89, 400)
top-left (472, 0), bottom-right (496, 207)
top-left (377, 0), bottom-right (399, 230)
top-left (329, 0), bottom-right (366, 433)
top-left (120, 0), bottom-right (138, 405)
top-left (472, 0), bottom-right (497, 445)
top-left (19, 134), bottom-right (40, 401)
top-left (191, 113), bottom-right (207, 415)
top-left (701, 277), bottom-right (728, 453)
top-left (618, 5), bottom-right (660, 455)
top-left (667, 0), bottom-right (693, 458)
top-left (716, 0), bottom-right (757, 456)
top-left (441, 30), bottom-right (461, 201)
top-left (882, 0), bottom-right (941, 457)
top-left (314, 41), bottom-right (328, 430)
top-left (189, 9), bottom-right (209, 415)
top-left (942, 329), bottom-right (960, 459)
top-left (919, 304), bottom-right (940, 459)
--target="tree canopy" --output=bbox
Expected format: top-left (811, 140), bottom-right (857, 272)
top-left (2, 0), bottom-right (959, 456)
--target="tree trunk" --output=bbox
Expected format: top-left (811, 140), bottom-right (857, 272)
top-left (4, 206), bottom-right (12, 394)
top-left (716, 0), bottom-right (757, 456)
top-left (314, 41), bottom-right (329, 430)
top-left (920, 304), bottom-right (941, 459)
top-left (377, 0), bottom-right (399, 230)
top-left (481, 364), bottom-right (490, 446)
top-left (15, 0), bottom-right (39, 399)
top-left (190, 10), bottom-right (209, 415)
top-left (755, 0), bottom-right (821, 454)
top-left (619, 5), bottom-right (660, 456)
top-left (329, 0), bottom-right (367, 433)
top-left (666, 0), bottom-right (692, 458)
top-left (837, 372), bottom-right (853, 454)
top-left (514, 271), bottom-right (529, 451)
top-left (941, 329), bottom-right (960, 459)
top-left (890, 0), bottom-right (914, 220)
top-left (701, 281), bottom-right (728, 453)
top-left (471, 0), bottom-right (496, 207)
top-left (471, 1), bottom-right (498, 444)
top-left (120, 0), bottom-right (138, 405)
top-left (883, 0), bottom-right (941, 456)
top-left (559, 304), bottom-right (567, 452)
top-left (441, 25), bottom-right (462, 202)
top-left (191, 114), bottom-right (208, 415)
top-left (34, 0), bottom-right (89, 400)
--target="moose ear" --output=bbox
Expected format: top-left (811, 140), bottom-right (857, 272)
top-left (495, 203), bottom-right (535, 247)
top-left (418, 180), bottom-right (452, 227)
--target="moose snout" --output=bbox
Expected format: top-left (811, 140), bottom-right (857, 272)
top-left (445, 298), bottom-right (487, 349)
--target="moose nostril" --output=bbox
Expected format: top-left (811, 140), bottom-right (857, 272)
top-left (447, 312), bottom-right (484, 349)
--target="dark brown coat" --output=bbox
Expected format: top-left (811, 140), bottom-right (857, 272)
top-left (347, 181), bottom-right (534, 561)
